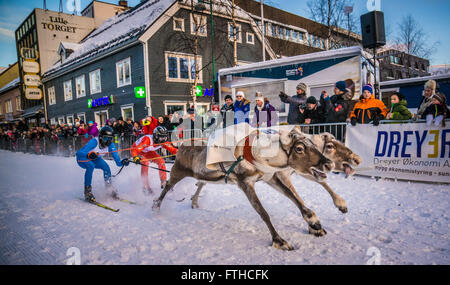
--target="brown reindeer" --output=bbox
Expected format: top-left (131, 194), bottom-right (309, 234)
top-left (152, 128), bottom-right (334, 250)
top-left (191, 132), bottom-right (361, 214)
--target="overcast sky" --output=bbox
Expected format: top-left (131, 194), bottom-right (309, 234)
top-left (0, 0), bottom-right (449, 68)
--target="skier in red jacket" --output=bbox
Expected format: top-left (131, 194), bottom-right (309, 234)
top-left (131, 120), bottom-right (177, 195)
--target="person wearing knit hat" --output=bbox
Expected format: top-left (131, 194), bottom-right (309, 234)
top-left (251, 93), bottom-right (276, 128)
top-left (279, 82), bottom-right (308, 124)
top-left (349, 84), bottom-right (388, 126)
top-left (302, 96), bottom-right (326, 125)
top-left (320, 80), bottom-right (354, 125)
top-left (423, 92), bottom-right (448, 127)
top-left (417, 80), bottom-right (437, 119)
top-left (335, 81), bottom-right (347, 93)
top-left (234, 91), bottom-right (250, 124)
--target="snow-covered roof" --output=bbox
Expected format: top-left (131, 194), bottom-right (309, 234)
top-left (59, 42), bottom-right (81, 52)
top-left (44, 0), bottom-right (176, 78)
top-left (0, 77), bottom-right (20, 94)
top-left (219, 46), bottom-right (364, 76)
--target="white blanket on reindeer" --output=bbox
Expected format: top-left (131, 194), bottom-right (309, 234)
top-left (205, 123), bottom-right (296, 170)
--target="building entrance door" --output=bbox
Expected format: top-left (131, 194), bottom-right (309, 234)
top-left (94, 110), bottom-right (109, 128)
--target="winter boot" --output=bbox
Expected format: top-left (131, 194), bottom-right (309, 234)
top-left (143, 186), bottom-right (153, 196)
top-left (84, 186), bottom-right (96, 203)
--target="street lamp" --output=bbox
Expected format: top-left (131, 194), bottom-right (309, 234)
top-left (195, 0), bottom-right (216, 102)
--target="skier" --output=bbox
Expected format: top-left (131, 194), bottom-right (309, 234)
top-left (76, 125), bottom-right (130, 202)
top-left (131, 125), bottom-right (178, 195)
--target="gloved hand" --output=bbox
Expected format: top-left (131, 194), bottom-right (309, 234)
top-left (350, 117), bottom-right (357, 126)
top-left (279, 91), bottom-right (288, 99)
top-left (373, 116), bottom-right (381, 126)
top-left (133, 156), bottom-right (141, 164)
top-left (121, 158), bottom-right (130, 166)
top-left (87, 151), bottom-right (98, 160)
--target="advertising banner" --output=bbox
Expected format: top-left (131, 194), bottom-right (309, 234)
top-left (346, 123), bottom-right (450, 183)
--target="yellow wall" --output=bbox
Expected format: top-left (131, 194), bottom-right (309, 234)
top-left (0, 63), bottom-right (19, 89)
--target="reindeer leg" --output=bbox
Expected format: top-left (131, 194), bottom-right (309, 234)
top-left (237, 179), bottom-right (294, 251)
top-left (191, 182), bottom-right (206, 209)
top-left (268, 172), bottom-right (327, 237)
top-left (318, 181), bottom-right (348, 214)
top-left (152, 164), bottom-right (185, 211)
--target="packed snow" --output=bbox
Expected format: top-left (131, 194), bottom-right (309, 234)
top-left (0, 150), bottom-right (448, 265)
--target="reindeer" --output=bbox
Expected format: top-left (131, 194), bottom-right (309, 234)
top-left (191, 131), bottom-right (361, 214)
top-left (152, 128), bottom-right (334, 250)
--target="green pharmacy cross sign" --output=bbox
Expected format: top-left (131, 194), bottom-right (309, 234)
top-left (195, 85), bottom-right (214, 97)
top-left (135, 86), bottom-right (146, 98)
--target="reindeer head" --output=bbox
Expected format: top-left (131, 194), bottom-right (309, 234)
top-left (280, 128), bottom-right (334, 182)
top-left (313, 132), bottom-right (362, 177)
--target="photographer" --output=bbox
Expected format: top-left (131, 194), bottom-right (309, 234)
top-left (279, 82), bottom-right (308, 125)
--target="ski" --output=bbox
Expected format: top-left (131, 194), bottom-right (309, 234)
top-left (116, 198), bottom-right (137, 205)
top-left (80, 198), bottom-right (120, 212)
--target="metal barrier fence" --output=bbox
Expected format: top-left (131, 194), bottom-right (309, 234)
top-left (1, 121), bottom-right (439, 157)
top-left (0, 129), bottom-right (205, 163)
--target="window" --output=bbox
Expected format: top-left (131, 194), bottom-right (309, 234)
top-left (173, 17), bottom-right (185, 32)
top-left (246, 32), bottom-right (254, 44)
top-left (191, 14), bottom-right (207, 36)
top-left (165, 52), bottom-right (202, 83)
top-left (121, 104), bottom-right (134, 121)
top-left (75, 75), bottom-right (86, 98)
top-left (77, 112), bottom-right (86, 123)
top-left (279, 26), bottom-right (284, 38)
top-left (89, 69), bottom-right (101, 94)
top-left (292, 31), bottom-right (298, 42)
top-left (164, 102), bottom-right (186, 115)
top-left (116, 57), bottom-right (131, 87)
top-left (15, 96), bottom-right (21, 111)
top-left (58, 116), bottom-right (65, 125)
top-left (5, 100), bottom-right (12, 113)
top-left (48, 86), bottom-right (56, 105)
top-left (66, 114), bottom-right (74, 126)
top-left (63, 80), bottom-right (72, 101)
top-left (228, 22), bottom-right (242, 43)
top-left (50, 118), bottom-right (56, 125)
top-left (285, 29), bottom-right (291, 40)
top-left (271, 24), bottom-right (277, 37)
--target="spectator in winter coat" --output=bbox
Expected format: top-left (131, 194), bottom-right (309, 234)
top-left (132, 121), bottom-right (142, 137)
top-left (423, 92), bottom-right (448, 127)
top-left (87, 121), bottom-right (99, 137)
top-left (416, 80), bottom-right (438, 120)
top-left (321, 81), bottom-right (354, 123)
top-left (349, 84), bottom-right (388, 126)
top-left (385, 92), bottom-right (412, 121)
top-left (251, 93), bottom-right (277, 128)
top-left (234, 91), bottom-right (251, 124)
top-left (301, 96), bottom-right (326, 124)
top-left (220, 94), bottom-right (235, 128)
top-left (279, 82), bottom-right (308, 125)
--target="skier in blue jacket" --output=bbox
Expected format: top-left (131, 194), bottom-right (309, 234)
top-left (76, 125), bottom-right (129, 202)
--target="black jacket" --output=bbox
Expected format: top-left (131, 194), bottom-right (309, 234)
top-left (322, 91), bottom-right (354, 123)
top-left (220, 103), bottom-right (235, 128)
top-left (280, 93), bottom-right (307, 124)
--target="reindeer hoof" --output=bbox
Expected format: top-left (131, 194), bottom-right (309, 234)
top-left (339, 206), bottom-right (348, 214)
top-left (309, 226), bottom-right (327, 237)
top-left (272, 237), bottom-right (294, 251)
top-left (191, 203), bottom-right (199, 209)
top-left (152, 199), bottom-right (161, 211)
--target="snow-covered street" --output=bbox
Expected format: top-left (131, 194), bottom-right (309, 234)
top-left (0, 150), bottom-right (449, 265)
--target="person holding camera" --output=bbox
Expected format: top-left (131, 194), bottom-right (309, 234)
top-left (279, 82), bottom-right (308, 125)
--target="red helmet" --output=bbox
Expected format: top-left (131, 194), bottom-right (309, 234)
top-left (141, 116), bottom-right (157, 135)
